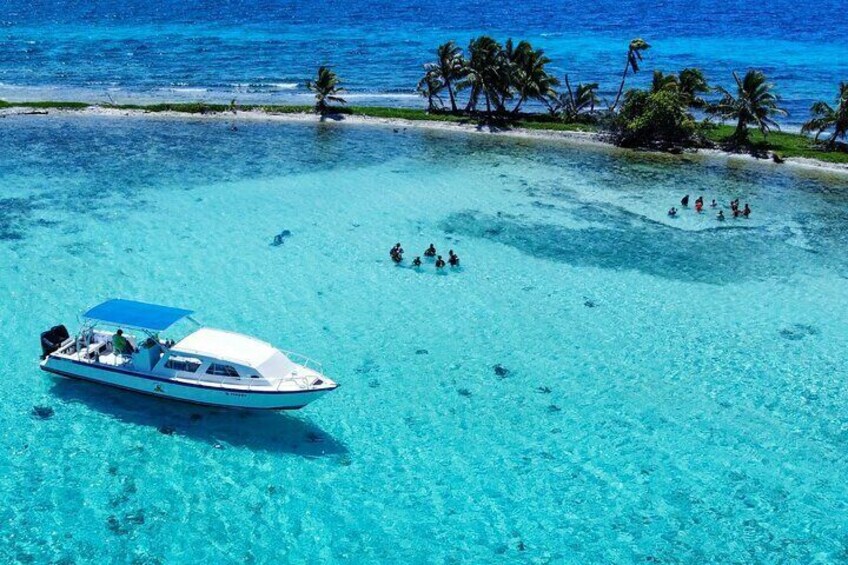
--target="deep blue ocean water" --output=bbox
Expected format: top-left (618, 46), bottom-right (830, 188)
top-left (2, 0), bottom-right (848, 124)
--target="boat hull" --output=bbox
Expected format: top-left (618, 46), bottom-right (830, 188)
top-left (41, 357), bottom-right (334, 410)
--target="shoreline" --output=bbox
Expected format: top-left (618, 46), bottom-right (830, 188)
top-left (3, 104), bottom-right (848, 178)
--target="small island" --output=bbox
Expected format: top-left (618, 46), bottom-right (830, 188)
top-left (2, 37), bottom-right (846, 171)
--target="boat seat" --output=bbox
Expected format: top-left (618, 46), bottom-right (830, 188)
top-left (80, 342), bottom-right (105, 359)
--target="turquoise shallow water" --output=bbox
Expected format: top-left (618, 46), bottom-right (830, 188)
top-left (2, 115), bottom-right (848, 562)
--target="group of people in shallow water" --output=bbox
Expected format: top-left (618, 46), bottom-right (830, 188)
top-left (390, 242), bottom-right (460, 269)
top-left (668, 194), bottom-right (751, 221)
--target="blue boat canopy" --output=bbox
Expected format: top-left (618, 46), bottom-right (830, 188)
top-left (83, 299), bottom-right (194, 332)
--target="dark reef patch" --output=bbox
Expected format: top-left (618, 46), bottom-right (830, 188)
top-left (441, 209), bottom-right (814, 285)
top-left (31, 405), bottom-right (54, 420)
top-left (779, 324), bottom-right (820, 341)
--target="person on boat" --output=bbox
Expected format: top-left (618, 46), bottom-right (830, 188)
top-left (112, 329), bottom-right (134, 355)
top-left (424, 243), bottom-right (437, 257)
top-left (717, 210), bottom-right (725, 221)
top-left (710, 199), bottom-right (717, 208)
top-left (680, 195), bottom-right (690, 207)
top-left (435, 255), bottom-right (446, 269)
top-left (448, 250), bottom-right (460, 267)
top-left (743, 203), bottom-right (751, 218)
top-left (412, 256), bottom-right (422, 267)
top-left (667, 207), bottom-right (677, 217)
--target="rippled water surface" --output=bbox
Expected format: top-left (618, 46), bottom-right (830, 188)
top-left (2, 115), bottom-right (848, 562)
top-left (1, 1), bottom-right (847, 123)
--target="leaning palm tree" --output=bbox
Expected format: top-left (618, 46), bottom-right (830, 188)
top-left (611, 38), bottom-right (650, 111)
top-left (556, 75), bottom-right (600, 121)
top-left (417, 70), bottom-right (445, 112)
top-left (801, 82), bottom-right (848, 149)
top-left (710, 70), bottom-right (787, 144)
top-left (457, 36), bottom-right (509, 117)
top-left (306, 66), bottom-right (346, 115)
top-left (425, 41), bottom-right (465, 112)
top-left (509, 41), bottom-right (559, 114)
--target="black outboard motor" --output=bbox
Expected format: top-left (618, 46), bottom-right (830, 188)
top-left (40, 325), bottom-right (69, 359)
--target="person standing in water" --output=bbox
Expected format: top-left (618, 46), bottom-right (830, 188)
top-left (681, 194), bottom-right (690, 206)
top-left (435, 255), bottom-right (446, 269)
top-left (424, 243), bottom-right (436, 257)
top-left (412, 256), bottom-right (422, 267)
top-left (448, 250), bottom-right (460, 267)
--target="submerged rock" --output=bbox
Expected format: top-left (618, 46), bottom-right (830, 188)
top-left (415, 349), bottom-right (429, 355)
top-left (493, 364), bottom-right (510, 378)
top-left (271, 230), bottom-right (292, 246)
top-left (458, 388), bottom-right (472, 397)
top-left (158, 425), bottom-right (175, 436)
top-left (31, 405), bottom-right (54, 420)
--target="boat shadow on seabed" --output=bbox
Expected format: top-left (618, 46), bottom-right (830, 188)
top-left (49, 377), bottom-right (348, 458)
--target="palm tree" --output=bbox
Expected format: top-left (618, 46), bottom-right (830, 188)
top-left (425, 41), bottom-right (465, 112)
top-left (650, 70), bottom-right (679, 94)
top-left (306, 66), bottom-right (346, 115)
top-left (801, 82), bottom-right (848, 149)
top-left (650, 69), bottom-right (710, 109)
top-left (508, 41), bottom-right (559, 114)
top-left (710, 70), bottom-right (787, 144)
top-left (557, 75), bottom-right (599, 121)
top-left (457, 36), bottom-right (510, 117)
top-left (417, 70), bottom-right (445, 112)
top-left (677, 68), bottom-right (710, 108)
top-left (611, 38), bottom-right (650, 111)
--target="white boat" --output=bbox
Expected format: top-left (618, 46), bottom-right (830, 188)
top-left (40, 299), bottom-right (337, 410)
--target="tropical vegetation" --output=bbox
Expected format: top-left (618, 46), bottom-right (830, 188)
top-left (801, 82), bottom-right (848, 149)
top-left (306, 66), bottom-right (346, 115)
top-left (708, 70), bottom-right (787, 145)
top-left (4, 37), bottom-right (846, 164)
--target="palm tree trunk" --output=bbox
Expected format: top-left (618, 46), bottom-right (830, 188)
top-left (446, 79), bottom-right (457, 113)
top-left (512, 94), bottom-right (526, 114)
top-left (484, 90), bottom-right (491, 118)
top-left (611, 52), bottom-right (631, 112)
top-left (734, 115), bottom-right (747, 144)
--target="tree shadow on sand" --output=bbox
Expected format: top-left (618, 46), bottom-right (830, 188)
top-left (50, 378), bottom-right (348, 458)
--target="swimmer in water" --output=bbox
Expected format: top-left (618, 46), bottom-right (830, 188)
top-left (681, 194), bottom-right (690, 207)
top-left (695, 201), bottom-right (703, 213)
top-left (743, 203), bottom-right (751, 218)
top-left (710, 199), bottom-right (717, 208)
top-left (412, 256), bottom-right (422, 267)
top-left (717, 210), bottom-right (725, 221)
top-left (448, 250), bottom-right (460, 267)
top-left (668, 207), bottom-right (678, 217)
top-left (435, 255), bottom-right (446, 269)
top-left (424, 243), bottom-right (436, 257)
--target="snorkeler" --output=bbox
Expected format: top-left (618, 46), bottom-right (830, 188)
top-left (681, 194), bottom-right (690, 206)
top-left (435, 255), bottom-right (446, 269)
top-left (424, 243), bottom-right (436, 257)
